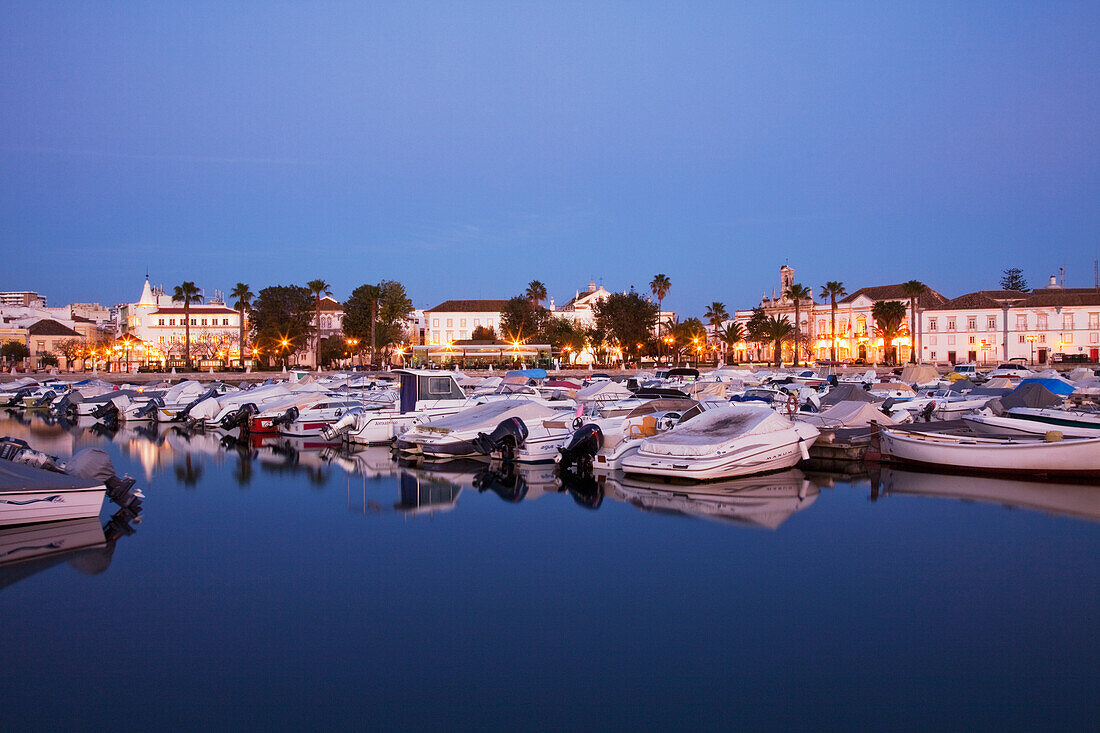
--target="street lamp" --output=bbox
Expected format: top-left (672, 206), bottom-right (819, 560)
top-left (1025, 334), bottom-right (1038, 365)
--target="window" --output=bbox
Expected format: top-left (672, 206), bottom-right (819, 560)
top-left (1037, 313), bottom-right (1048, 329)
top-left (968, 336), bottom-right (976, 344)
top-left (987, 316), bottom-right (996, 330)
top-left (818, 319), bottom-right (826, 333)
top-left (1016, 314), bottom-right (1027, 329)
top-left (37, 341), bottom-right (45, 351)
top-left (223, 319), bottom-right (229, 326)
top-left (1018, 334), bottom-right (1026, 343)
top-left (1092, 333), bottom-right (1099, 344)
top-left (460, 319), bottom-right (466, 327)
top-left (190, 318), bottom-right (197, 326)
top-left (967, 317), bottom-right (976, 330)
top-left (445, 331), bottom-right (453, 342)
top-left (1091, 313), bottom-right (1100, 329)
top-left (487, 320), bottom-right (495, 329)
top-left (201, 318), bottom-right (208, 326)
top-left (432, 319), bottom-right (439, 328)
top-left (169, 319), bottom-right (175, 326)
top-left (947, 318), bottom-right (956, 331)
top-left (427, 377), bottom-right (455, 395)
top-left (930, 351), bottom-right (937, 360)
top-left (1063, 314), bottom-right (1074, 330)
top-left (1039, 335), bottom-right (1046, 343)
top-left (157, 318), bottom-right (164, 326)
top-left (1064, 334), bottom-right (1073, 345)
top-left (474, 319), bottom-right (480, 327)
top-left (446, 318), bottom-right (453, 327)
top-left (947, 335), bottom-right (955, 345)
top-left (856, 316), bottom-right (866, 335)
top-left (460, 331), bottom-right (469, 340)
top-left (929, 336), bottom-right (937, 345)
top-left (928, 318), bottom-right (937, 331)
top-left (159, 336), bottom-right (165, 344)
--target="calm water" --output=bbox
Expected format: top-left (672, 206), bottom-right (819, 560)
top-left (1, 414), bottom-right (1097, 731)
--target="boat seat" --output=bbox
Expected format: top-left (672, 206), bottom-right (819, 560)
top-left (629, 416), bottom-right (658, 438)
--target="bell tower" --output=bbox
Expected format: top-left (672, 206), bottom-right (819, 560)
top-left (780, 265), bottom-right (794, 296)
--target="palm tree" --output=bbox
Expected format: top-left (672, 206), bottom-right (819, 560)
top-left (759, 315), bottom-right (794, 367)
top-left (171, 281), bottom-right (202, 367)
top-left (704, 302), bottom-right (728, 365)
top-left (783, 283), bottom-right (813, 367)
top-left (901, 280), bottom-right (928, 363)
top-left (525, 280), bottom-right (548, 308)
top-left (361, 283), bottom-right (381, 367)
top-left (650, 274), bottom-right (671, 361)
top-left (819, 281), bottom-right (847, 362)
top-left (718, 322), bottom-right (744, 364)
top-left (872, 300), bottom-right (908, 365)
top-left (230, 283), bottom-right (253, 366)
top-left (307, 279), bottom-right (332, 370)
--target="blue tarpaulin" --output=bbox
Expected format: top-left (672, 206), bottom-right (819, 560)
top-left (506, 368), bottom-right (547, 380)
top-left (1017, 377), bottom-right (1076, 395)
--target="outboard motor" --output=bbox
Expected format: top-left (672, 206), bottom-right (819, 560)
top-left (558, 465), bottom-right (604, 510)
top-left (91, 399), bottom-right (120, 425)
top-left (557, 423), bottom-right (603, 473)
top-left (220, 403), bottom-right (258, 431)
top-left (133, 396), bottom-right (164, 420)
top-left (271, 405), bottom-right (300, 428)
top-left (918, 401), bottom-right (937, 422)
top-left (49, 392), bottom-right (75, 418)
top-left (30, 390), bottom-right (56, 409)
top-left (472, 417), bottom-right (529, 460)
top-left (322, 408), bottom-right (360, 441)
top-left (473, 463), bottom-right (529, 503)
top-left (173, 387), bottom-right (217, 421)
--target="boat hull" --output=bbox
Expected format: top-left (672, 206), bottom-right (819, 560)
top-left (622, 431), bottom-right (813, 481)
top-left (878, 428), bottom-right (1100, 476)
top-left (0, 486), bottom-right (106, 525)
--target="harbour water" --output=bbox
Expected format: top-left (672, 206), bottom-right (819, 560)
top-left (1, 414), bottom-right (1097, 731)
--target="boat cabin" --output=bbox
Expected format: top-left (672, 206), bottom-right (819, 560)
top-left (395, 370), bottom-right (467, 413)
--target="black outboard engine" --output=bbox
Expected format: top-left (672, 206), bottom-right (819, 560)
top-left (558, 465), bottom-right (604, 510)
top-left (91, 400), bottom-right (120, 425)
top-left (918, 401), bottom-right (937, 422)
top-left (271, 405), bottom-right (300, 428)
top-left (472, 417), bottom-right (529, 460)
top-left (220, 403), bottom-right (258, 431)
top-left (134, 396), bottom-right (164, 420)
top-left (173, 387), bottom-right (217, 422)
top-left (472, 463), bottom-right (529, 503)
top-left (49, 392), bottom-right (76, 418)
top-left (557, 423), bottom-right (603, 473)
top-left (31, 390), bottom-right (56, 409)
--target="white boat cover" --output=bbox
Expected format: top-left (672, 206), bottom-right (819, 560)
top-left (639, 405), bottom-right (792, 457)
top-left (1067, 367), bottom-right (1094, 382)
top-left (0, 460), bottom-right (102, 492)
top-left (900, 364), bottom-right (939, 385)
top-left (576, 380), bottom-right (632, 402)
top-left (984, 378), bottom-right (1017, 389)
top-left (422, 399), bottom-right (564, 432)
top-left (799, 401), bottom-right (896, 428)
top-left (686, 381), bottom-right (728, 398)
top-left (163, 380), bottom-right (207, 403)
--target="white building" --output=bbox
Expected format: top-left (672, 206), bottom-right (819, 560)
top-left (921, 277), bottom-right (1100, 366)
top-left (423, 300), bottom-right (508, 345)
top-left (119, 279), bottom-right (242, 365)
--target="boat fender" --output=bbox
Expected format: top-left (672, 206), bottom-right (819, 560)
top-left (798, 436), bottom-right (810, 461)
top-left (1044, 430), bottom-right (1064, 442)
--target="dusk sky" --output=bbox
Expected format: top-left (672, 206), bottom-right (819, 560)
top-left (2, 2), bottom-right (1098, 315)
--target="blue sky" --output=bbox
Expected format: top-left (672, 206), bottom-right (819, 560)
top-left (2, 2), bottom-right (1098, 315)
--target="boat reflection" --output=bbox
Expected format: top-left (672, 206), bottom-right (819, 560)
top-left (604, 469), bottom-right (819, 530)
top-left (0, 507), bottom-right (142, 592)
top-left (873, 467), bottom-right (1100, 523)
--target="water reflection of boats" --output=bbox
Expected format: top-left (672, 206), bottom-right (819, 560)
top-left (874, 467), bottom-right (1100, 523)
top-left (0, 507), bottom-right (140, 591)
top-left (605, 469), bottom-right (819, 529)
top-left (473, 462), bottom-right (560, 503)
top-left (396, 468), bottom-right (467, 516)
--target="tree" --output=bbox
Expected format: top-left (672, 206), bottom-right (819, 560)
top-left (525, 280), bottom-right (548, 307)
top-left (783, 283), bottom-right (813, 367)
top-left (374, 280), bottom-right (415, 361)
top-left (343, 284), bottom-right (379, 365)
top-left (819, 281), bottom-right (847, 362)
top-left (2, 341), bottom-right (29, 362)
top-left (704, 302), bottom-right (728, 365)
top-left (901, 280), bottom-right (927, 363)
top-left (56, 338), bottom-right (84, 371)
top-left (650, 274), bottom-right (671, 360)
top-left (39, 351), bottom-right (59, 368)
top-left (250, 285), bottom-right (315, 368)
top-left (872, 300), bottom-right (908, 365)
top-left (1001, 268), bottom-right (1029, 292)
top-left (544, 317), bottom-right (586, 363)
top-left (759, 316), bottom-right (794, 366)
top-left (669, 317), bottom-right (707, 363)
top-left (172, 281), bottom-right (202, 367)
top-left (719, 323), bottom-right (744, 364)
top-left (593, 291), bottom-right (658, 362)
top-left (745, 307), bottom-right (769, 344)
top-left (584, 324), bottom-right (610, 366)
top-left (307, 279), bottom-right (332, 370)
top-left (230, 282), bottom-right (254, 364)
top-left (500, 296), bottom-right (552, 343)
top-left (470, 325), bottom-right (496, 341)
top-left (318, 336), bottom-right (347, 368)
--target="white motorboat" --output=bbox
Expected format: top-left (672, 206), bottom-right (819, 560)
top-left (889, 389), bottom-right (996, 419)
top-left (621, 404), bottom-right (820, 481)
top-left (607, 468), bottom-right (819, 530)
top-left (278, 397), bottom-right (372, 437)
top-left (0, 460), bottom-right (107, 525)
top-left (396, 399), bottom-right (575, 463)
top-left (323, 370), bottom-right (472, 445)
top-left (557, 397), bottom-right (706, 472)
top-left (875, 424), bottom-right (1100, 477)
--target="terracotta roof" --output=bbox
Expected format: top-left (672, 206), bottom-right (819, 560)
top-left (425, 299), bottom-right (509, 313)
top-left (1019, 288), bottom-right (1100, 308)
top-left (928, 290), bottom-right (1030, 311)
top-left (318, 296), bottom-right (343, 311)
top-left (27, 319), bottom-right (81, 337)
top-left (838, 284), bottom-right (948, 308)
top-left (150, 306), bottom-right (237, 315)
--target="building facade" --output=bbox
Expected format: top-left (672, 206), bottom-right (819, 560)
top-left (119, 279), bottom-right (242, 364)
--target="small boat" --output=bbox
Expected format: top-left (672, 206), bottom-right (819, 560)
top-left (396, 399), bottom-right (574, 463)
top-left (0, 460), bottom-right (108, 525)
top-left (874, 424), bottom-right (1100, 477)
top-left (621, 404), bottom-right (820, 481)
